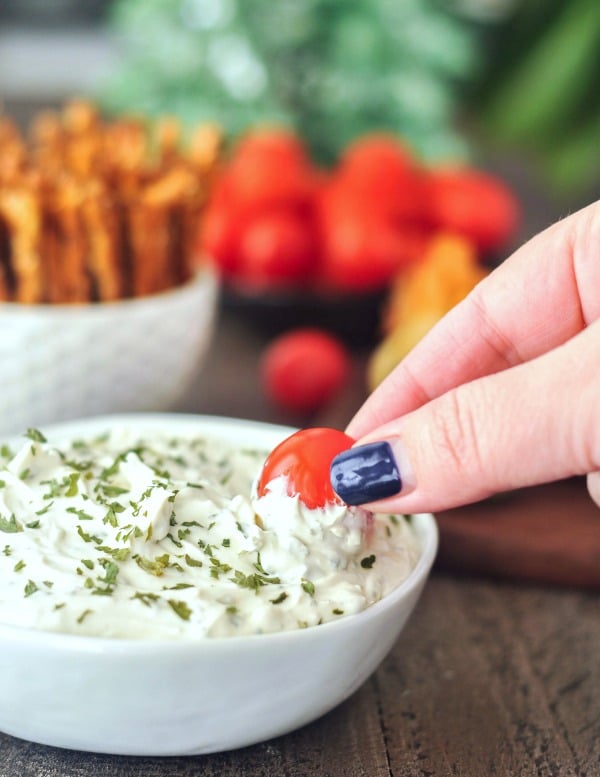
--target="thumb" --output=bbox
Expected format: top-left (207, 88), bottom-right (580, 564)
top-left (331, 321), bottom-right (600, 513)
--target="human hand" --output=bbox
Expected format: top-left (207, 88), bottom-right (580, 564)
top-left (330, 202), bottom-right (600, 513)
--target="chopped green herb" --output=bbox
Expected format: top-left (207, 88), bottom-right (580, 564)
top-left (165, 582), bottom-right (194, 590)
top-left (301, 579), bottom-right (315, 596)
top-left (3, 545), bottom-right (11, 556)
top-left (166, 532), bottom-right (183, 548)
top-left (35, 501), bottom-right (54, 516)
top-left (66, 507), bottom-right (95, 521)
top-left (98, 559), bottom-right (119, 585)
top-left (13, 559), bottom-right (26, 572)
top-left (184, 554), bottom-right (203, 568)
top-left (226, 606), bottom-right (238, 616)
top-left (270, 592), bottom-right (288, 605)
top-left (0, 445), bottom-right (13, 459)
top-left (99, 484), bottom-right (128, 497)
top-left (19, 469), bottom-right (31, 480)
top-left (77, 609), bottom-right (93, 624)
top-left (24, 579), bottom-right (39, 597)
top-left (91, 585), bottom-right (114, 596)
top-left (168, 599), bottom-right (192, 621)
top-left (25, 519), bottom-right (41, 529)
top-left (231, 569), bottom-right (281, 592)
top-left (76, 525), bottom-right (102, 544)
top-left (81, 559), bottom-right (94, 570)
top-left (25, 428), bottom-right (47, 443)
top-left (134, 554), bottom-right (168, 576)
top-left (332, 608), bottom-right (344, 615)
top-left (360, 554), bottom-right (376, 569)
top-left (65, 472), bottom-right (80, 497)
top-left (222, 538), bottom-right (231, 548)
top-left (209, 557), bottom-right (232, 578)
top-left (131, 591), bottom-right (160, 607)
top-left (0, 514), bottom-right (23, 533)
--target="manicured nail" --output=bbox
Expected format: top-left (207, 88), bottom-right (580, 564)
top-left (330, 441), bottom-right (403, 505)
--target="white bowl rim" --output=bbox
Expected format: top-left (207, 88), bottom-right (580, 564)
top-left (0, 265), bottom-right (217, 316)
top-left (0, 412), bottom-right (438, 653)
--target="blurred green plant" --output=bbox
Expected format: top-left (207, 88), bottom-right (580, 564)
top-left (101, 0), bottom-right (483, 163)
top-left (472, 0), bottom-right (600, 195)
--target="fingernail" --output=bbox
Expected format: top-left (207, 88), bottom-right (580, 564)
top-left (330, 441), bottom-right (404, 506)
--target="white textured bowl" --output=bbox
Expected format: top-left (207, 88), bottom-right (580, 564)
top-left (0, 270), bottom-right (218, 437)
top-left (0, 414), bottom-right (437, 756)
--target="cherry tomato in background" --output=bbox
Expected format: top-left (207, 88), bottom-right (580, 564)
top-left (227, 154), bottom-right (317, 214)
top-left (261, 328), bottom-right (351, 414)
top-left (234, 129), bottom-right (310, 169)
top-left (428, 167), bottom-right (521, 253)
top-left (336, 134), bottom-right (428, 224)
top-left (236, 212), bottom-right (318, 289)
top-left (200, 128), bottom-right (520, 295)
top-left (201, 203), bottom-right (243, 277)
top-left (257, 427), bottom-right (355, 509)
top-left (319, 214), bottom-right (425, 292)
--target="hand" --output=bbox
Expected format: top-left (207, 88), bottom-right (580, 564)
top-left (330, 202), bottom-right (600, 513)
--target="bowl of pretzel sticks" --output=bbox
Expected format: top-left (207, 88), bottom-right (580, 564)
top-left (0, 101), bottom-right (221, 436)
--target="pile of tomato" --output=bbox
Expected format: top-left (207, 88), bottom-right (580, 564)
top-left (201, 130), bottom-right (520, 294)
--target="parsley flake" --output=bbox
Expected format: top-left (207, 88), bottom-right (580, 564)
top-left (168, 599), bottom-right (192, 621)
top-left (360, 554), bottom-right (376, 569)
top-left (25, 428), bottom-right (47, 443)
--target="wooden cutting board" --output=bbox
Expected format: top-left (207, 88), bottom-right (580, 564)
top-left (435, 477), bottom-right (600, 588)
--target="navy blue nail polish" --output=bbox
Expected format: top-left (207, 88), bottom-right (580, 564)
top-left (330, 441), bottom-right (402, 505)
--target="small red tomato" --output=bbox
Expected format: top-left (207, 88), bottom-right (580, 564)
top-left (236, 212), bottom-right (317, 289)
top-left (261, 329), bottom-right (351, 414)
top-left (201, 203), bottom-right (242, 276)
top-left (257, 427), bottom-right (355, 509)
top-left (338, 134), bottom-right (427, 223)
top-left (234, 128), bottom-right (309, 168)
top-left (428, 167), bottom-right (520, 253)
top-left (320, 216), bottom-right (418, 292)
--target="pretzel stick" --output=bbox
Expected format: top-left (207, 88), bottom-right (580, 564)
top-left (0, 213), bottom-right (11, 300)
top-left (0, 185), bottom-right (43, 303)
top-left (51, 179), bottom-right (91, 303)
top-left (188, 123), bottom-right (222, 175)
top-left (82, 181), bottom-right (122, 301)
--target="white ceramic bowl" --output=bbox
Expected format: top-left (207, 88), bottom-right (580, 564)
top-left (0, 270), bottom-right (218, 437)
top-left (0, 414), bottom-right (437, 756)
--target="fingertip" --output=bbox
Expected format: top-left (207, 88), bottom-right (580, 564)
top-left (330, 437), bottom-right (415, 506)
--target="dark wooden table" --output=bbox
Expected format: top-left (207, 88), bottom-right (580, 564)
top-left (1, 311), bottom-right (599, 777)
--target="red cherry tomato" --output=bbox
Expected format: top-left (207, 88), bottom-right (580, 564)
top-left (320, 215), bottom-right (421, 292)
top-left (428, 167), bottom-right (520, 253)
top-left (201, 203), bottom-right (242, 276)
top-left (257, 427), bottom-right (355, 509)
top-left (234, 128), bottom-right (309, 168)
top-left (261, 328), bottom-right (351, 414)
top-left (337, 134), bottom-right (427, 223)
top-left (236, 212), bottom-right (317, 289)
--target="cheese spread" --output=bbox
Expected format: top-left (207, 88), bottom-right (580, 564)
top-left (0, 428), bottom-right (420, 639)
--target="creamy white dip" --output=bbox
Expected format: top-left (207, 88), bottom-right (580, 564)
top-left (0, 429), bottom-right (420, 639)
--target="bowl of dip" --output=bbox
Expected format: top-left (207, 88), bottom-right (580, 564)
top-left (0, 413), bottom-right (437, 755)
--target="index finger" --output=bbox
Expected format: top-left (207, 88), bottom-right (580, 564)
top-left (348, 201), bottom-right (600, 439)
